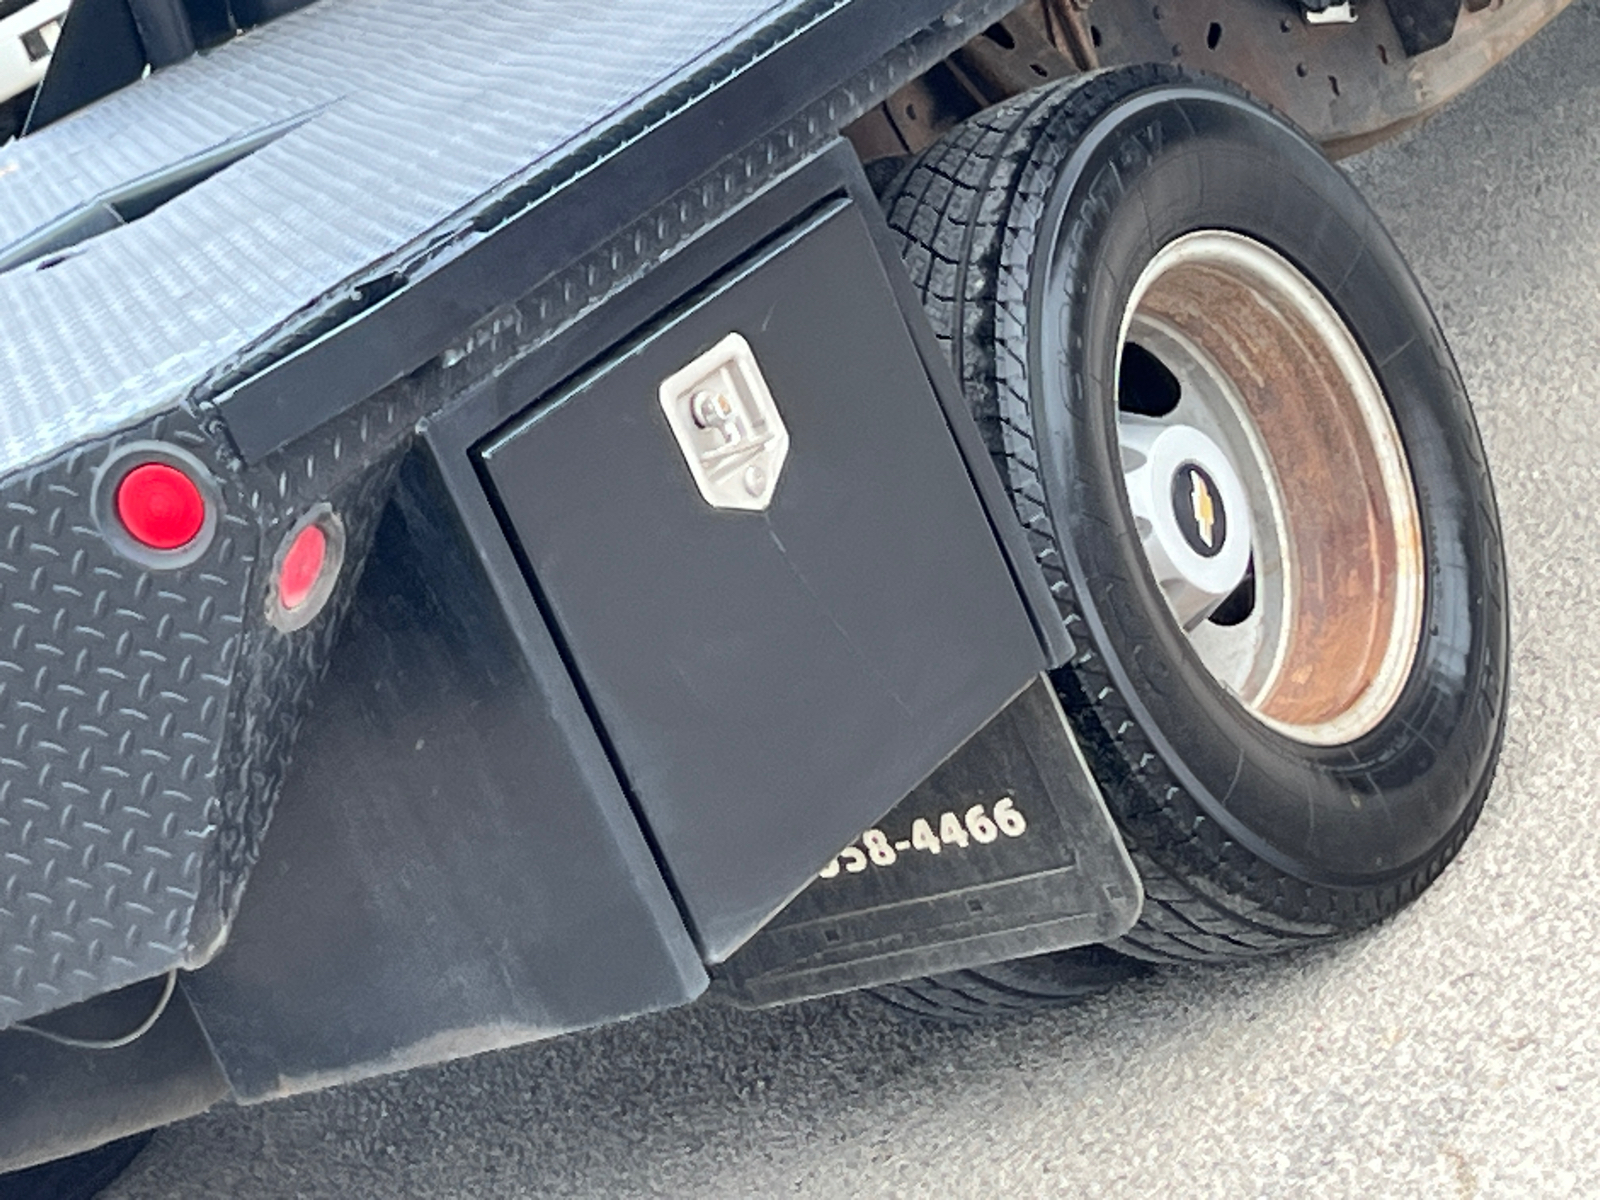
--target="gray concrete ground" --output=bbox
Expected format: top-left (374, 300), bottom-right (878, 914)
top-left (103, 8), bottom-right (1600, 1197)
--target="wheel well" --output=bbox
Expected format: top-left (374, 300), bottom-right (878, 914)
top-left (846, 0), bottom-right (1571, 168)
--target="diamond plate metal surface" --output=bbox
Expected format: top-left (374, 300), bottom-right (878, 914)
top-left (0, 414), bottom-right (247, 1027)
top-left (0, 0), bottom-right (1018, 1025)
top-left (0, 0), bottom-right (821, 478)
top-left (194, 395), bottom-right (414, 953)
top-left (0, 394), bottom-right (413, 1028)
top-left (421, 2), bottom-right (996, 407)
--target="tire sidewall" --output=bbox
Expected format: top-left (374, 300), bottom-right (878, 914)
top-left (1004, 83), bottom-right (1508, 889)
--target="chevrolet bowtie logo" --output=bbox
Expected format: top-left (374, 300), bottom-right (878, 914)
top-left (1190, 468), bottom-right (1216, 549)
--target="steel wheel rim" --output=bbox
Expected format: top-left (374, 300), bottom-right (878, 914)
top-left (1113, 230), bottom-right (1424, 746)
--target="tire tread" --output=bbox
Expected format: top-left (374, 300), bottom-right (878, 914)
top-left (879, 68), bottom-right (1503, 966)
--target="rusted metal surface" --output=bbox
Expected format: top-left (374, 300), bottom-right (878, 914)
top-left (844, 67), bottom-right (982, 161)
top-left (845, 1), bottom-right (1079, 162)
top-left (1080, 0), bottom-right (1574, 155)
top-left (847, 0), bottom-right (1570, 165)
top-left (950, 2), bottom-right (1084, 103)
top-left (1136, 250), bottom-right (1423, 738)
top-left (1043, 0), bottom-right (1102, 69)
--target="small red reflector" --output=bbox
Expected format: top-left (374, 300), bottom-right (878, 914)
top-left (114, 463), bottom-right (206, 551)
top-left (278, 523), bottom-right (328, 611)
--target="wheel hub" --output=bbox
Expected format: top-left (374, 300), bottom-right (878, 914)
top-left (1114, 230), bottom-right (1424, 746)
top-left (1119, 420), bottom-right (1252, 630)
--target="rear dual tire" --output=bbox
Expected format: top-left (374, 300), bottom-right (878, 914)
top-left (881, 66), bottom-right (1508, 978)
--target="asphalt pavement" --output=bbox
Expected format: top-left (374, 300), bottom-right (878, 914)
top-left (104, 7), bottom-right (1600, 1197)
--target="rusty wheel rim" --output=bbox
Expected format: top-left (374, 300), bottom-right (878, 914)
top-left (1115, 231), bottom-right (1424, 746)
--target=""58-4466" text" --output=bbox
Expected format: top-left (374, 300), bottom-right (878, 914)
top-left (818, 798), bottom-right (1028, 878)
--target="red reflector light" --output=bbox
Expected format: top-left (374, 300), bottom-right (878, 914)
top-left (114, 463), bottom-right (206, 550)
top-left (278, 523), bottom-right (328, 611)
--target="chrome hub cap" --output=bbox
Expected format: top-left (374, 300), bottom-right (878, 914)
top-left (1119, 419), bottom-right (1252, 631)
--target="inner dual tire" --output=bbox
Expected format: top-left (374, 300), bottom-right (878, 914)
top-left (883, 65), bottom-right (1508, 966)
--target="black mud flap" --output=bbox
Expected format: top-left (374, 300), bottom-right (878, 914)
top-left (716, 677), bottom-right (1143, 1007)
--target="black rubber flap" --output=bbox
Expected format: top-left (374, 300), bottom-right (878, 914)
top-left (717, 677), bottom-right (1142, 1007)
